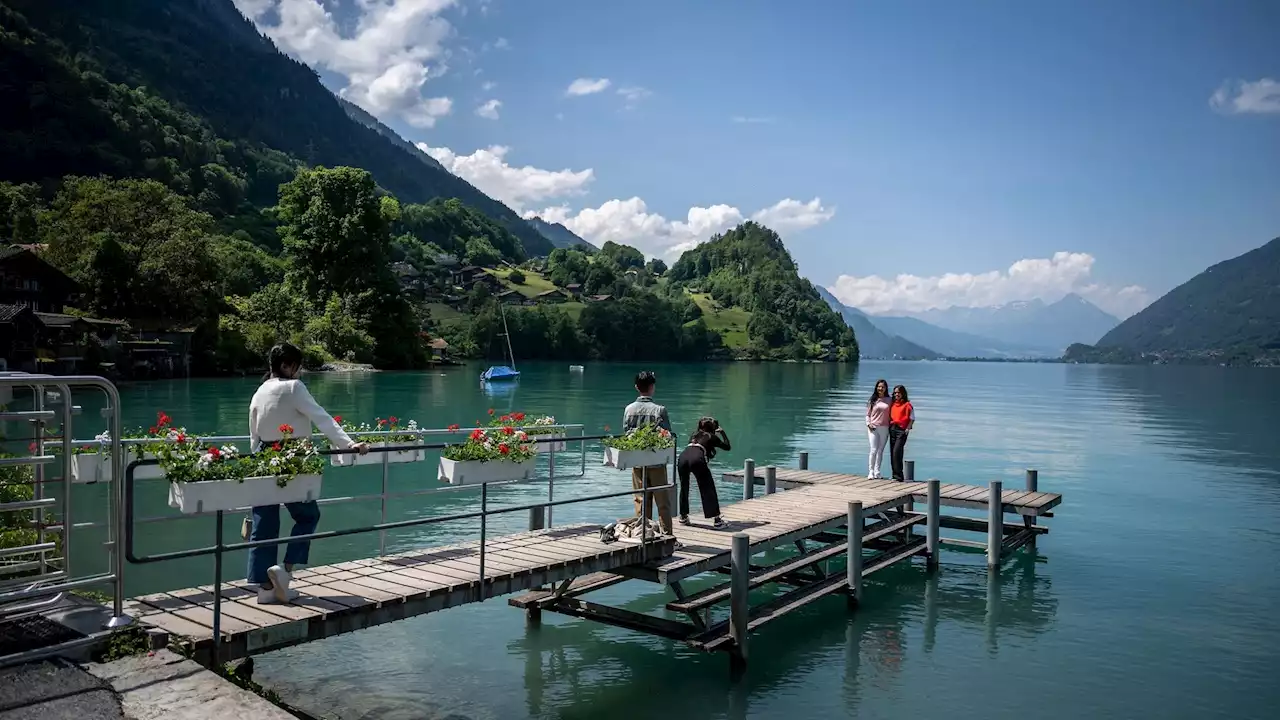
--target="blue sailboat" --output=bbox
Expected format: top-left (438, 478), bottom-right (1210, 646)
top-left (481, 303), bottom-right (521, 383)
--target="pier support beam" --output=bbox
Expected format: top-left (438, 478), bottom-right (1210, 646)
top-left (926, 479), bottom-right (940, 569)
top-left (764, 466), bottom-right (777, 495)
top-left (798, 451), bottom-right (809, 470)
top-left (847, 501), bottom-right (864, 606)
top-left (987, 481), bottom-right (1002, 569)
top-left (1025, 469), bottom-right (1038, 548)
top-left (742, 459), bottom-right (755, 501)
top-left (729, 533), bottom-right (750, 669)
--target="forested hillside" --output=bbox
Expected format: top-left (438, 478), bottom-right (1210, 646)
top-left (1067, 236), bottom-right (1280, 364)
top-left (0, 0), bottom-right (552, 256)
top-left (668, 223), bottom-right (859, 360)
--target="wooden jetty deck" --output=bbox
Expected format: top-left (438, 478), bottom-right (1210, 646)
top-left (123, 524), bottom-right (675, 663)
top-left (723, 467), bottom-right (1063, 516)
top-left (121, 464), bottom-right (1063, 669)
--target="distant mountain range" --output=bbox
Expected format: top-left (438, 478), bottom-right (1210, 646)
top-left (899, 294), bottom-right (1119, 353)
top-left (815, 287), bottom-right (939, 359)
top-left (527, 217), bottom-right (597, 251)
top-left (1067, 236), bottom-right (1280, 363)
top-left (816, 285), bottom-right (1121, 359)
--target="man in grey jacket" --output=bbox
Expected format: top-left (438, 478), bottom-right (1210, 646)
top-left (622, 371), bottom-right (673, 534)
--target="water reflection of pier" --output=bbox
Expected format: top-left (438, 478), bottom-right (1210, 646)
top-left (515, 552), bottom-right (1057, 719)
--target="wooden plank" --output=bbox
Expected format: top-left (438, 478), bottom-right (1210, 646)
top-left (132, 595), bottom-right (258, 635)
top-left (165, 587), bottom-right (297, 630)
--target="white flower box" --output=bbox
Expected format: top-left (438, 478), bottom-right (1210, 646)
top-left (438, 457), bottom-right (535, 486)
top-left (530, 433), bottom-right (567, 454)
top-left (167, 474), bottom-right (323, 515)
top-left (70, 451), bottom-right (164, 484)
top-left (330, 443), bottom-right (423, 467)
top-left (602, 447), bottom-right (672, 471)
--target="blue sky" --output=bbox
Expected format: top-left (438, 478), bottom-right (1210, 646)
top-left (234, 0), bottom-right (1279, 317)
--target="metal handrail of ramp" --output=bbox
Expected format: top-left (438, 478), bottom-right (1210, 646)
top-left (122, 433), bottom-right (678, 664)
top-left (0, 373), bottom-right (132, 668)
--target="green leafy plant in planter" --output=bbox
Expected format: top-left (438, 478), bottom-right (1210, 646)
top-left (331, 415), bottom-right (421, 445)
top-left (161, 425), bottom-right (322, 488)
top-left (603, 423), bottom-right (676, 451)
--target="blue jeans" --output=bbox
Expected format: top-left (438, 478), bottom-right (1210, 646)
top-left (246, 502), bottom-right (320, 585)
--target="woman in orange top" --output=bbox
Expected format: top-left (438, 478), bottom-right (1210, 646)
top-left (888, 385), bottom-right (915, 481)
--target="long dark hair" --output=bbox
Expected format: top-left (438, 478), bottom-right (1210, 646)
top-left (893, 384), bottom-right (909, 402)
top-left (868, 379), bottom-right (889, 409)
top-left (263, 342), bottom-right (304, 381)
top-left (690, 416), bottom-right (719, 443)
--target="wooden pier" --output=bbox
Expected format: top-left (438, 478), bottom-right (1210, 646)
top-left (121, 462), bottom-right (1062, 669)
top-left (123, 524), bottom-right (674, 663)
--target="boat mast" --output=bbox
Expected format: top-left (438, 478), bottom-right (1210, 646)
top-left (499, 302), bottom-right (516, 370)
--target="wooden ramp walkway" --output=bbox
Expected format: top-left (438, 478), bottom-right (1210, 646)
top-left (123, 524), bottom-right (675, 662)
top-left (723, 468), bottom-right (1063, 516)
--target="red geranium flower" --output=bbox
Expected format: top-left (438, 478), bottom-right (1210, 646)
top-left (377, 418), bottom-right (387, 427)
top-left (498, 443), bottom-right (510, 455)
top-left (500, 414), bottom-right (511, 422)
top-left (149, 426), bottom-right (158, 435)
top-left (513, 412), bottom-right (525, 421)
top-left (447, 424), bottom-right (460, 432)
top-left (488, 408), bottom-right (495, 416)
top-left (28, 442), bottom-right (37, 453)
top-left (272, 442), bottom-right (282, 451)
top-left (469, 428), bottom-right (485, 441)
top-left (389, 416), bottom-right (398, 425)
top-left (176, 433), bottom-right (186, 443)
top-left (603, 424), bottom-right (611, 432)
top-left (278, 423), bottom-right (294, 435)
top-left (502, 426), bottom-right (515, 436)
top-left (208, 446), bottom-right (222, 459)
top-left (333, 415), bottom-right (343, 424)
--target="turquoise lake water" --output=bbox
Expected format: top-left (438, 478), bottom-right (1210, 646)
top-left (59, 361), bottom-right (1280, 719)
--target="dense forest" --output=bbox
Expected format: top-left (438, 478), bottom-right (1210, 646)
top-left (1065, 236), bottom-right (1280, 366)
top-left (0, 0), bottom-right (861, 372)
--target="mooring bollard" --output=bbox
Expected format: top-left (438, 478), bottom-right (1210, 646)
top-left (1025, 469), bottom-right (1039, 548)
top-left (765, 465), bottom-right (777, 494)
top-left (743, 459), bottom-right (755, 500)
top-left (528, 506), bottom-right (545, 532)
top-left (847, 501), bottom-right (864, 605)
top-left (798, 451), bottom-right (809, 470)
top-left (926, 479), bottom-right (940, 568)
top-left (987, 480), bottom-right (1002, 568)
top-left (905, 459), bottom-right (915, 482)
top-left (730, 532), bottom-right (750, 666)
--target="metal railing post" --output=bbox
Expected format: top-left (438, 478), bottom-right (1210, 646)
top-left (478, 482), bottom-right (487, 602)
top-left (379, 432), bottom-right (390, 557)
top-left (547, 446), bottom-right (555, 528)
top-left (104, 378), bottom-right (130, 628)
top-left (213, 510), bottom-right (224, 664)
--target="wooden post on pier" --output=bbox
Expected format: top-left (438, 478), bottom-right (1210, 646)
top-left (742, 459), bottom-right (755, 500)
top-left (987, 480), bottom-right (1002, 568)
top-left (798, 451), bottom-right (809, 470)
top-left (847, 501), bottom-right (864, 606)
top-left (926, 479), bottom-right (940, 569)
top-left (528, 506), bottom-right (545, 531)
top-left (905, 460), bottom-right (915, 482)
top-left (764, 466), bottom-right (777, 494)
top-left (1025, 469), bottom-right (1039, 548)
top-left (729, 533), bottom-right (750, 668)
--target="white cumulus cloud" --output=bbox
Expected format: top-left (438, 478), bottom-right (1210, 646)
top-left (566, 77), bottom-right (612, 96)
top-left (1210, 78), bottom-right (1280, 115)
top-left (234, 0), bottom-right (457, 127)
top-left (475, 99), bottom-right (501, 120)
top-left (416, 144), bottom-right (594, 212)
top-left (828, 252), bottom-right (1151, 318)
top-left (751, 198), bottom-right (835, 232)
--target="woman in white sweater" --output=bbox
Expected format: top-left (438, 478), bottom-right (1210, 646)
top-left (248, 343), bottom-right (367, 604)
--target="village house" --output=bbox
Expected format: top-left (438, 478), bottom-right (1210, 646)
top-left (536, 289), bottom-right (568, 304)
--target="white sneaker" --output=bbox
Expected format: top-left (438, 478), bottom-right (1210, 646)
top-left (266, 565), bottom-right (293, 603)
top-left (257, 586), bottom-right (300, 604)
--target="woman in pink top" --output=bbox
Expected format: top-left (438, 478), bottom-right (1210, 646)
top-left (865, 379), bottom-right (892, 479)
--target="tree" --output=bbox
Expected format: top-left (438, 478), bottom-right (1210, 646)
top-left (465, 236), bottom-right (502, 266)
top-left (600, 241), bottom-right (646, 269)
top-left (40, 177), bottom-right (221, 323)
top-left (508, 269), bottom-right (526, 284)
top-left (646, 258), bottom-right (668, 276)
top-left (276, 166), bottom-right (396, 300)
top-left (275, 167), bottom-right (423, 368)
top-left (747, 309), bottom-right (789, 347)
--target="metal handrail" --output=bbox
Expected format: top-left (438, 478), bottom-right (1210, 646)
top-left (0, 374), bottom-right (130, 644)
top-left (123, 433), bottom-right (678, 662)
